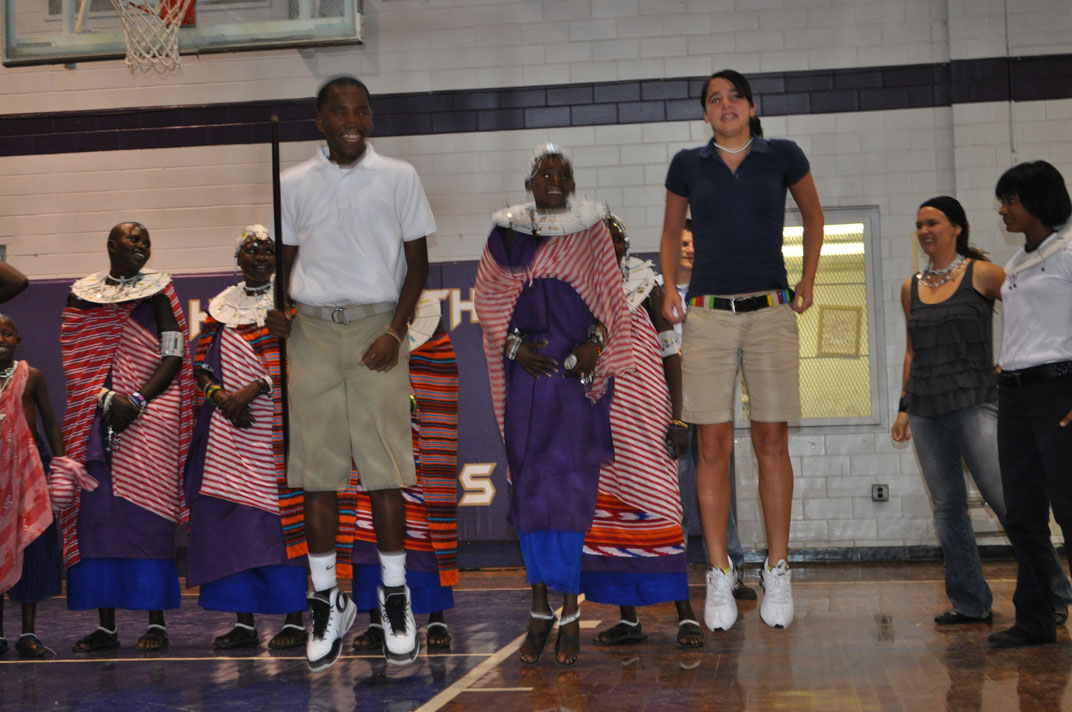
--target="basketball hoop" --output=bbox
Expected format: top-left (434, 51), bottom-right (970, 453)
top-left (109, 0), bottom-right (196, 74)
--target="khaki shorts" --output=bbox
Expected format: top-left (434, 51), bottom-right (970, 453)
top-left (681, 302), bottom-right (801, 424)
top-left (286, 309), bottom-right (416, 492)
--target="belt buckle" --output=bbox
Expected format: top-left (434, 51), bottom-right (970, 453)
top-left (331, 307), bottom-right (349, 324)
top-left (729, 297), bottom-right (737, 314)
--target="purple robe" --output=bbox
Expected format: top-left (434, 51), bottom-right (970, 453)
top-left (488, 227), bottom-right (614, 534)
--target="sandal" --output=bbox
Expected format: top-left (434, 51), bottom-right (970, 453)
top-left (213, 623), bottom-right (259, 650)
top-left (16, 634), bottom-right (48, 659)
top-left (73, 626), bottom-right (119, 653)
top-left (351, 622), bottom-right (385, 652)
top-left (554, 609), bottom-right (581, 667)
top-left (593, 619), bottom-right (647, 646)
top-left (268, 623), bottom-right (308, 650)
top-left (137, 624), bottom-right (169, 651)
top-left (426, 621), bottom-right (451, 650)
top-left (519, 608), bottom-right (555, 665)
top-left (676, 619), bottom-right (704, 649)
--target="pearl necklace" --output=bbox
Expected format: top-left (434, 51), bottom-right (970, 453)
top-left (714, 138), bottom-right (753, 154)
top-left (918, 254), bottom-right (965, 288)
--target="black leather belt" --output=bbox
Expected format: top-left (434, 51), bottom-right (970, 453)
top-left (995, 360), bottom-right (1072, 388)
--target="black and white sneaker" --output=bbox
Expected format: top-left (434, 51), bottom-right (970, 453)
top-left (306, 586), bottom-right (357, 672)
top-left (378, 584), bottom-right (419, 665)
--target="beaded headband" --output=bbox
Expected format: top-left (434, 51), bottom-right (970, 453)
top-left (235, 224), bottom-right (272, 254)
top-left (528, 142), bottom-right (573, 180)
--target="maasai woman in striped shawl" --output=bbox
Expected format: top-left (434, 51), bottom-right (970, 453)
top-left (349, 299), bottom-right (459, 652)
top-left (474, 145), bottom-right (632, 666)
top-left (185, 226), bottom-right (309, 650)
top-left (62, 222), bottom-right (195, 652)
top-left (0, 314), bottom-right (73, 658)
top-left (581, 214), bottom-right (702, 649)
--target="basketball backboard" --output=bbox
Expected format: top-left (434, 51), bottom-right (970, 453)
top-left (3, 0), bottom-right (364, 67)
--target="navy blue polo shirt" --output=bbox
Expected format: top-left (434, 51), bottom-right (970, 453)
top-left (665, 136), bottom-right (810, 297)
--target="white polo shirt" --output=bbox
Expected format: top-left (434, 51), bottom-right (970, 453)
top-left (999, 224), bottom-right (1072, 371)
top-left (281, 145), bottom-right (436, 307)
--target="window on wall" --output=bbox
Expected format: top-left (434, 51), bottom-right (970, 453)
top-left (736, 207), bottom-right (885, 427)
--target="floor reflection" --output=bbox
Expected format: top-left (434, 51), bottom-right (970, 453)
top-left (1, 562), bottom-right (1071, 710)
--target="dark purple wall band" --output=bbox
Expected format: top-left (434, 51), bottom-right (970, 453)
top-left (1, 54), bottom-right (1070, 157)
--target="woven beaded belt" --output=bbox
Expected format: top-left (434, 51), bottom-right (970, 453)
top-left (995, 360), bottom-right (1072, 388)
top-left (688, 289), bottom-right (795, 314)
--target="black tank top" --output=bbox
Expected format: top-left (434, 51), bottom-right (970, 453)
top-left (904, 260), bottom-right (997, 417)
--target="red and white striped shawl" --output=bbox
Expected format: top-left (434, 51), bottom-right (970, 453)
top-left (597, 305), bottom-right (683, 527)
top-left (474, 221), bottom-right (633, 464)
top-left (0, 361), bottom-right (54, 592)
top-left (59, 283), bottom-right (195, 567)
top-left (200, 327), bottom-right (278, 514)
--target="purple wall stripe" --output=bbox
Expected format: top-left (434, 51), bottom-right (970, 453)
top-left (0, 54), bottom-right (1069, 157)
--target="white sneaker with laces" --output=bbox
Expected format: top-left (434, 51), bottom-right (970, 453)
top-left (379, 584), bottom-right (420, 665)
top-left (759, 558), bottom-right (794, 628)
top-left (704, 565), bottom-right (738, 631)
top-left (306, 586), bottom-right (357, 671)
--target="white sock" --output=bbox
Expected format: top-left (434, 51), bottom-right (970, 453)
top-left (379, 550), bottom-right (407, 588)
top-left (308, 550), bottom-right (337, 592)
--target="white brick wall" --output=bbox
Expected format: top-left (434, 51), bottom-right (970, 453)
top-left (2, 0), bottom-right (1072, 553)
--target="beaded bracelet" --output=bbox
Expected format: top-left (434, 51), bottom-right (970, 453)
top-left (129, 391), bottom-right (148, 413)
top-left (205, 384), bottom-right (223, 403)
top-left (669, 418), bottom-right (688, 430)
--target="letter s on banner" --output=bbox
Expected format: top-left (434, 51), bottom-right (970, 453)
top-left (459, 463), bottom-right (496, 507)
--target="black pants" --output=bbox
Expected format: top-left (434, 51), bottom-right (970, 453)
top-left (997, 374), bottom-right (1072, 640)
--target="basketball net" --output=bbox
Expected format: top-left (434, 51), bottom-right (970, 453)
top-left (109, 0), bottom-right (196, 74)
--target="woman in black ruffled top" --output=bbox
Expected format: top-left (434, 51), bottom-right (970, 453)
top-left (892, 196), bottom-right (1071, 626)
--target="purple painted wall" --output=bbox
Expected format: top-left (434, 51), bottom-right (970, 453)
top-left (1, 260), bottom-right (520, 543)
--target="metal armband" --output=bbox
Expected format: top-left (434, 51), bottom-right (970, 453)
top-left (505, 328), bottom-right (523, 361)
top-left (159, 331), bottom-right (185, 358)
top-left (657, 329), bottom-right (680, 358)
top-left (586, 323), bottom-right (606, 354)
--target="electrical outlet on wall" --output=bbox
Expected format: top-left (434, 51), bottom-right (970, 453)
top-left (871, 484), bottom-right (889, 502)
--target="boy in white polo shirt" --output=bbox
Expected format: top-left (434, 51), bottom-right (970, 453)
top-left (267, 76), bottom-right (434, 671)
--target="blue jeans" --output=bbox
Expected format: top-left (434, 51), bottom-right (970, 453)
top-left (910, 401), bottom-right (1072, 618)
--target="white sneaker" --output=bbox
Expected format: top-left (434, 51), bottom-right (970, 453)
top-left (379, 584), bottom-right (419, 665)
top-left (306, 586), bottom-right (357, 671)
top-left (759, 558), bottom-right (794, 628)
top-left (704, 565), bottom-right (738, 631)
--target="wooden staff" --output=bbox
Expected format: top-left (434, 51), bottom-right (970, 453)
top-left (270, 115), bottom-right (289, 457)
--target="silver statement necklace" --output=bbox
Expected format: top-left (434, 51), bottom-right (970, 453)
top-left (0, 363), bottom-right (14, 380)
top-left (919, 254), bottom-right (965, 287)
top-left (244, 282), bottom-right (272, 296)
top-left (714, 138), bottom-right (753, 154)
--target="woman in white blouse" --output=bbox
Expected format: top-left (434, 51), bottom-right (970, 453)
top-left (989, 160), bottom-right (1072, 648)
